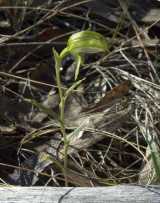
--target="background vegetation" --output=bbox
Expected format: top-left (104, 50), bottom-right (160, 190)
top-left (0, 0), bottom-right (160, 186)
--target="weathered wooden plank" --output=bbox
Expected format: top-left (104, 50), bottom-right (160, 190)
top-left (0, 185), bottom-right (160, 203)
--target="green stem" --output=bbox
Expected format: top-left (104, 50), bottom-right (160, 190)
top-left (59, 98), bottom-right (69, 186)
top-left (53, 49), bottom-right (68, 186)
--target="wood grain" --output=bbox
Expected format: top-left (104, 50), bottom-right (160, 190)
top-left (0, 185), bottom-right (160, 203)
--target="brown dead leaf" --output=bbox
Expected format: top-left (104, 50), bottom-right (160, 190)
top-left (82, 80), bottom-right (131, 113)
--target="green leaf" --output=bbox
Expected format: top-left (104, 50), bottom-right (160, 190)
top-left (53, 48), bottom-right (61, 72)
top-left (140, 125), bottom-right (160, 182)
top-left (64, 78), bottom-right (84, 101)
top-left (52, 48), bottom-right (64, 100)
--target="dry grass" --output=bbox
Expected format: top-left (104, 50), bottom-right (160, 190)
top-left (0, 0), bottom-right (160, 186)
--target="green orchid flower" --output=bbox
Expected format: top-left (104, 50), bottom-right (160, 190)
top-left (60, 30), bottom-right (108, 80)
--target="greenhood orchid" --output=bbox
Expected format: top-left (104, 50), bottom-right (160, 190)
top-left (52, 30), bottom-right (108, 186)
top-left (60, 30), bottom-right (108, 79)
